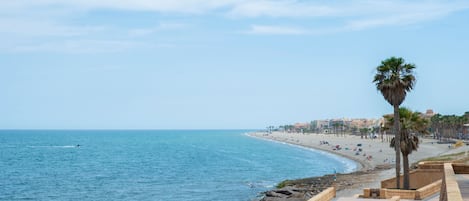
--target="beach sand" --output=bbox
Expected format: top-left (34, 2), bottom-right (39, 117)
top-left (249, 131), bottom-right (469, 198)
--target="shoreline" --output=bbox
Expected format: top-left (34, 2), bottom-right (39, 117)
top-left (248, 131), bottom-right (469, 198)
top-left (247, 132), bottom-right (388, 172)
top-left (246, 132), bottom-right (363, 173)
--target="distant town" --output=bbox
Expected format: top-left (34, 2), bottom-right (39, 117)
top-left (268, 109), bottom-right (469, 140)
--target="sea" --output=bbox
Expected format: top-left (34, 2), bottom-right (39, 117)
top-left (0, 130), bottom-right (358, 201)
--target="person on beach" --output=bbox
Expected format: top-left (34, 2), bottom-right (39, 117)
top-left (333, 169), bottom-right (337, 181)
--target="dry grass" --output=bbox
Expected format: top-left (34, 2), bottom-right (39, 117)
top-left (418, 152), bottom-right (469, 163)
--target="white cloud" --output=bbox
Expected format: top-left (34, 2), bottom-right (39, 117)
top-left (345, 14), bottom-right (425, 31)
top-left (0, 0), bottom-right (240, 14)
top-left (2, 0), bottom-right (468, 19)
top-left (343, 1), bottom-right (469, 31)
top-left (2, 0), bottom-right (469, 50)
top-left (246, 25), bottom-right (307, 35)
top-left (12, 40), bottom-right (143, 54)
top-left (228, 1), bottom-right (338, 18)
top-left (128, 28), bottom-right (155, 37)
top-left (128, 22), bottom-right (189, 37)
top-left (240, 1), bottom-right (469, 35)
top-left (0, 18), bottom-right (106, 37)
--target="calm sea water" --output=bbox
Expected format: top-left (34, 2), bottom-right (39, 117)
top-left (0, 130), bottom-right (357, 201)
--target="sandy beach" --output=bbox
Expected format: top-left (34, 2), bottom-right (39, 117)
top-left (249, 131), bottom-right (469, 198)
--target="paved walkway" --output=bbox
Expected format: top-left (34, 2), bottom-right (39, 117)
top-left (334, 198), bottom-right (381, 201)
top-left (456, 174), bottom-right (469, 201)
top-left (422, 193), bottom-right (440, 201)
top-left (333, 196), bottom-right (440, 201)
top-left (332, 192), bottom-right (441, 201)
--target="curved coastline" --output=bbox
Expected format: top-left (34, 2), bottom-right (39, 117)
top-left (245, 132), bottom-right (362, 173)
top-left (246, 131), bottom-right (382, 200)
top-left (246, 131), bottom-right (466, 199)
top-left (246, 132), bottom-right (369, 172)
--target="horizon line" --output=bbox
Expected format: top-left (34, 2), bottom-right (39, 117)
top-left (0, 128), bottom-right (260, 131)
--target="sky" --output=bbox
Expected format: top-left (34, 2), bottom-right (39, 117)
top-left (1, 0), bottom-right (469, 129)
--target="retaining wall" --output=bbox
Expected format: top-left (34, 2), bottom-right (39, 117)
top-left (307, 187), bottom-right (335, 201)
top-left (381, 169), bottom-right (443, 190)
top-left (439, 163), bottom-right (464, 201)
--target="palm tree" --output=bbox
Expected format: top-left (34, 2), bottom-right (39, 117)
top-left (464, 112), bottom-right (469, 136)
top-left (457, 116), bottom-right (468, 138)
top-left (385, 108), bottom-right (428, 189)
top-left (373, 57), bottom-right (416, 189)
top-left (359, 127), bottom-right (369, 139)
top-left (430, 114), bottom-right (442, 140)
top-left (332, 122), bottom-right (338, 136)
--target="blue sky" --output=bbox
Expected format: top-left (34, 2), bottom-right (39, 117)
top-left (1, 0), bottom-right (469, 129)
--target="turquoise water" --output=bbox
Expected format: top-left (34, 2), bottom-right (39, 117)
top-left (0, 130), bottom-right (357, 201)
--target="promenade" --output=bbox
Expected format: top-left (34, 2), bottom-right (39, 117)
top-left (456, 174), bottom-right (469, 200)
top-left (251, 132), bottom-right (469, 201)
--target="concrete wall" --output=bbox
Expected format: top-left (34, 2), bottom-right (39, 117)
top-left (418, 161), bottom-right (445, 170)
top-left (359, 161), bottom-right (469, 201)
top-left (439, 163), bottom-right (464, 201)
top-left (307, 187), bottom-right (335, 201)
top-left (360, 163), bottom-right (444, 200)
top-left (415, 180), bottom-right (442, 199)
top-left (361, 183), bottom-right (442, 200)
top-left (381, 169), bottom-right (443, 189)
top-left (380, 189), bottom-right (416, 199)
top-left (452, 163), bottom-right (469, 174)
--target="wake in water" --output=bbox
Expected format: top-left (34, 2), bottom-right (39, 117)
top-left (246, 180), bottom-right (275, 189)
top-left (27, 145), bottom-right (79, 148)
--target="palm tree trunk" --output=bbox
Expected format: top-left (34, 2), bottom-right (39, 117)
top-left (403, 153), bottom-right (410, 190)
top-left (394, 104), bottom-right (401, 189)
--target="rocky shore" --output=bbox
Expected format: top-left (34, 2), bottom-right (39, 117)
top-left (259, 165), bottom-right (392, 201)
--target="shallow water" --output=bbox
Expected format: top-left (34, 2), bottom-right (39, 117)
top-left (0, 130), bottom-right (357, 201)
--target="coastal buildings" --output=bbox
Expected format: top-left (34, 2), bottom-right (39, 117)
top-left (424, 109), bottom-right (435, 118)
top-left (278, 109), bottom-right (463, 137)
top-left (281, 118), bottom-right (383, 134)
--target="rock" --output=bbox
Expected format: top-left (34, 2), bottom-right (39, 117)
top-left (274, 189), bottom-right (293, 196)
top-left (261, 187), bottom-right (308, 201)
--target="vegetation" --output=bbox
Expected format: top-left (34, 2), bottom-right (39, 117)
top-left (419, 152), bottom-right (467, 162)
top-left (359, 128), bottom-right (370, 139)
top-left (272, 111), bottom-right (468, 139)
top-left (384, 107), bottom-right (429, 189)
top-left (373, 57), bottom-right (416, 189)
top-left (430, 113), bottom-right (469, 140)
top-left (276, 180), bottom-right (290, 188)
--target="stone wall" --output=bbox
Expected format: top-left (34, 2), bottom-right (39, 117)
top-left (439, 163), bottom-right (464, 201)
top-left (415, 180), bottom-right (442, 199)
top-left (307, 187), bottom-right (335, 201)
top-left (379, 189), bottom-right (416, 199)
top-left (381, 169), bottom-right (443, 189)
top-left (418, 161), bottom-right (445, 170)
top-left (452, 163), bottom-right (469, 174)
top-left (360, 163), bottom-right (444, 200)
